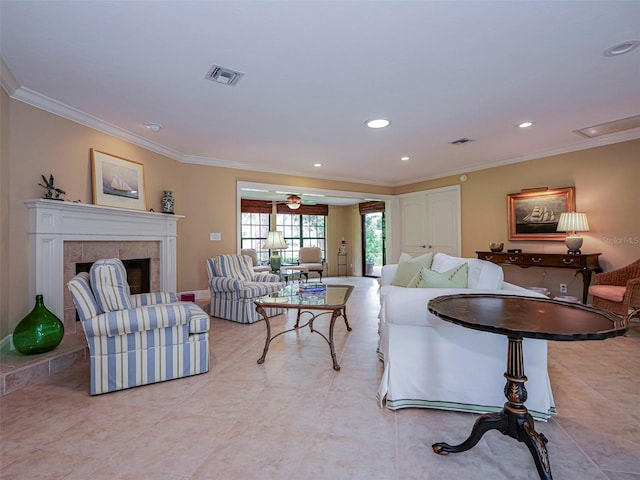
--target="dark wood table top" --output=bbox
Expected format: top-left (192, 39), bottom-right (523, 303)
top-left (428, 294), bottom-right (627, 341)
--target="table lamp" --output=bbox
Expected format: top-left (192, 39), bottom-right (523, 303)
top-left (556, 212), bottom-right (589, 254)
top-left (263, 231), bottom-right (288, 271)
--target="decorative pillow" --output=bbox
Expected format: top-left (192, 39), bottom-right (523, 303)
top-left (398, 252), bottom-right (413, 264)
top-left (90, 258), bottom-right (132, 312)
top-left (392, 252), bottom-right (434, 287)
top-left (431, 253), bottom-right (465, 273)
top-left (414, 263), bottom-right (468, 288)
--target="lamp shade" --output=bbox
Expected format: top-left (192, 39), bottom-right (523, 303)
top-left (556, 212), bottom-right (590, 233)
top-left (287, 202), bottom-right (301, 210)
top-left (263, 231), bottom-right (288, 250)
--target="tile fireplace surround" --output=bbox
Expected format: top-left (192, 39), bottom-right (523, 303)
top-left (1, 200), bottom-right (183, 395)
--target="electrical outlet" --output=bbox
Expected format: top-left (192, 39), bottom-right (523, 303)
top-left (560, 283), bottom-right (568, 293)
top-left (209, 232), bottom-right (221, 241)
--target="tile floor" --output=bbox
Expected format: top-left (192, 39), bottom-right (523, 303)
top-left (0, 276), bottom-right (638, 479)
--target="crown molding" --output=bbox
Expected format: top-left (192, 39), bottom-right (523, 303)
top-left (393, 128), bottom-right (640, 187)
top-left (3, 56), bottom-right (637, 188)
top-left (0, 57), bottom-right (20, 96)
top-left (7, 83), bottom-right (185, 162)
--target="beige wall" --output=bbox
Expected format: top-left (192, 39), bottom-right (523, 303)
top-left (1, 89), bottom-right (10, 334)
top-left (2, 91), bottom-right (639, 338)
top-left (0, 96), bottom-right (390, 337)
top-left (398, 140), bottom-right (640, 298)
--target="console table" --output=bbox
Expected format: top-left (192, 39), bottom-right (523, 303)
top-left (476, 251), bottom-right (602, 304)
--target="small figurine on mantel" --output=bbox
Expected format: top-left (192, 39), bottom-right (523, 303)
top-left (161, 190), bottom-right (175, 214)
top-left (38, 174), bottom-right (65, 200)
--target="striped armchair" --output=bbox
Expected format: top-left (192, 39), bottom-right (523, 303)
top-left (207, 254), bottom-right (285, 323)
top-left (67, 258), bottom-right (210, 395)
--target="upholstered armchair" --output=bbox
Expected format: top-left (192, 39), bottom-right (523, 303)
top-left (589, 259), bottom-right (640, 322)
top-left (206, 254), bottom-right (285, 323)
top-left (241, 248), bottom-right (271, 273)
top-left (298, 247), bottom-right (325, 281)
top-left (67, 258), bottom-right (210, 395)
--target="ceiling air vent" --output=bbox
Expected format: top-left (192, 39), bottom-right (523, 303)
top-left (205, 64), bottom-right (244, 86)
top-left (450, 137), bottom-right (474, 145)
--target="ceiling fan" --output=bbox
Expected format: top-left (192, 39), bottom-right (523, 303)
top-left (277, 194), bottom-right (316, 210)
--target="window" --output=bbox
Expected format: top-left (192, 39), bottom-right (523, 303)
top-left (240, 212), bottom-right (270, 265)
top-left (276, 214), bottom-right (326, 264)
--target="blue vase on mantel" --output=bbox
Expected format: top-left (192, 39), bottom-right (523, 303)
top-left (13, 294), bottom-right (64, 355)
top-left (161, 190), bottom-right (175, 214)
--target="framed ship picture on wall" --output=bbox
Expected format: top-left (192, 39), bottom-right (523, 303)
top-left (507, 187), bottom-right (575, 241)
top-left (91, 149), bottom-right (147, 211)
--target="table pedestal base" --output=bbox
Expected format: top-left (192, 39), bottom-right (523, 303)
top-left (432, 336), bottom-right (553, 480)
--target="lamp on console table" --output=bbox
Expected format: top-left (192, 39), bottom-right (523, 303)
top-left (263, 231), bottom-right (288, 271)
top-left (556, 212), bottom-right (589, 254)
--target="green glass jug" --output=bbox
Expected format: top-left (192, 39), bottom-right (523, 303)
top-left (13, 294), bottom-right (64, 354)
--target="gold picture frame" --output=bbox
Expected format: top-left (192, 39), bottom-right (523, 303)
top-left (508, 187), bottom-right (575, 241)
top-left (91, 149), bottom-right (147, 211)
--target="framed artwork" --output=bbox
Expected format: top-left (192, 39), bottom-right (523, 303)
top-left (507, 187), bottom-right (575, 241)
top-left (91, 149), bottom-right (146, 210)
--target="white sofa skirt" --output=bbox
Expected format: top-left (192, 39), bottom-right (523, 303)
top-left (378, 319), bottom-right (556, 421)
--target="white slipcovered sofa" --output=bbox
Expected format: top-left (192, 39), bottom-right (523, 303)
top-left (378, 252), bottom-right (556, 420)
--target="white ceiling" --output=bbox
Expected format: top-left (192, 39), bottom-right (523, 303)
top-left (1, 1), bottom-right (639, 188)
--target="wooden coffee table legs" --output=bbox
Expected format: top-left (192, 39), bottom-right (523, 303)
top-left (432, 336), bottom-right (553, 480)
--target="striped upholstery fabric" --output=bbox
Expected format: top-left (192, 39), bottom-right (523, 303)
top-left (86, 327), bottom-right (208, 395)
top-left (210, 254), bottom-right (256, 281)
top-left (131, 292), bottom-right (180, 307)
top-left (67, 269), bottom-right (210, 395)
top-left (207, 255), bottom-right (285, 323)
top-left (90, 258), bottom-right (132, 312)
top-left (67, 272), bottom-right (101, 321)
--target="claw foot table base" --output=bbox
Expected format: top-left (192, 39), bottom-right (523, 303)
top-left (428, 294), bottom-right (627, 480)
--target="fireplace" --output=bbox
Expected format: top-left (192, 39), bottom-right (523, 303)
top-left (25, 199), bottom-right (183, 338)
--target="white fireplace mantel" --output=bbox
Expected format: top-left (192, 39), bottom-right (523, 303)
top-left (25, 199), bottom-right (184, 319)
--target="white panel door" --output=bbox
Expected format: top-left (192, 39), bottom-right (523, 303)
top-left (400, 186), bottom-right (460, 257)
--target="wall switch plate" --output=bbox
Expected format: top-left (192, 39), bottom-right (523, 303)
top-left (209, 233), bottom-right (221, 241)
top-left (560, 283), bottom-right (568, 293)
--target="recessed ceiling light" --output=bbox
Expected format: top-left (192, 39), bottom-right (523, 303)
top-left (366, 119), bottom-right (390, 129)
top-left (145, 123), bottom-right (162, 132)
top-left (604, 40), bottom-right (640, 57)
top-left (314, 163), bottom-right (322, 167)
top-left (518, 121), bottom-right (534, 128)
top-left (401, 156), bottom-right (410, 161)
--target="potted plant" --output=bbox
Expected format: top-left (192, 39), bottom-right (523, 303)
top-left (365, 253), bottom-right (375, 275)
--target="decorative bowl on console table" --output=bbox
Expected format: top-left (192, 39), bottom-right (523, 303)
top-left (489, 242), bottom-right (504, 252)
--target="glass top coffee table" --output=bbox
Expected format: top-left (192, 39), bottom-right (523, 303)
top-left (254, 283), bottom-right (353, 371)
top-left (428, 293), bottom-right (627, 480)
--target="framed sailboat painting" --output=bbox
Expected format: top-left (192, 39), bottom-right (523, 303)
top-left (91, 149), bottom-right (147, 211)
top-left (507, 187), bottom-right (575, 241)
